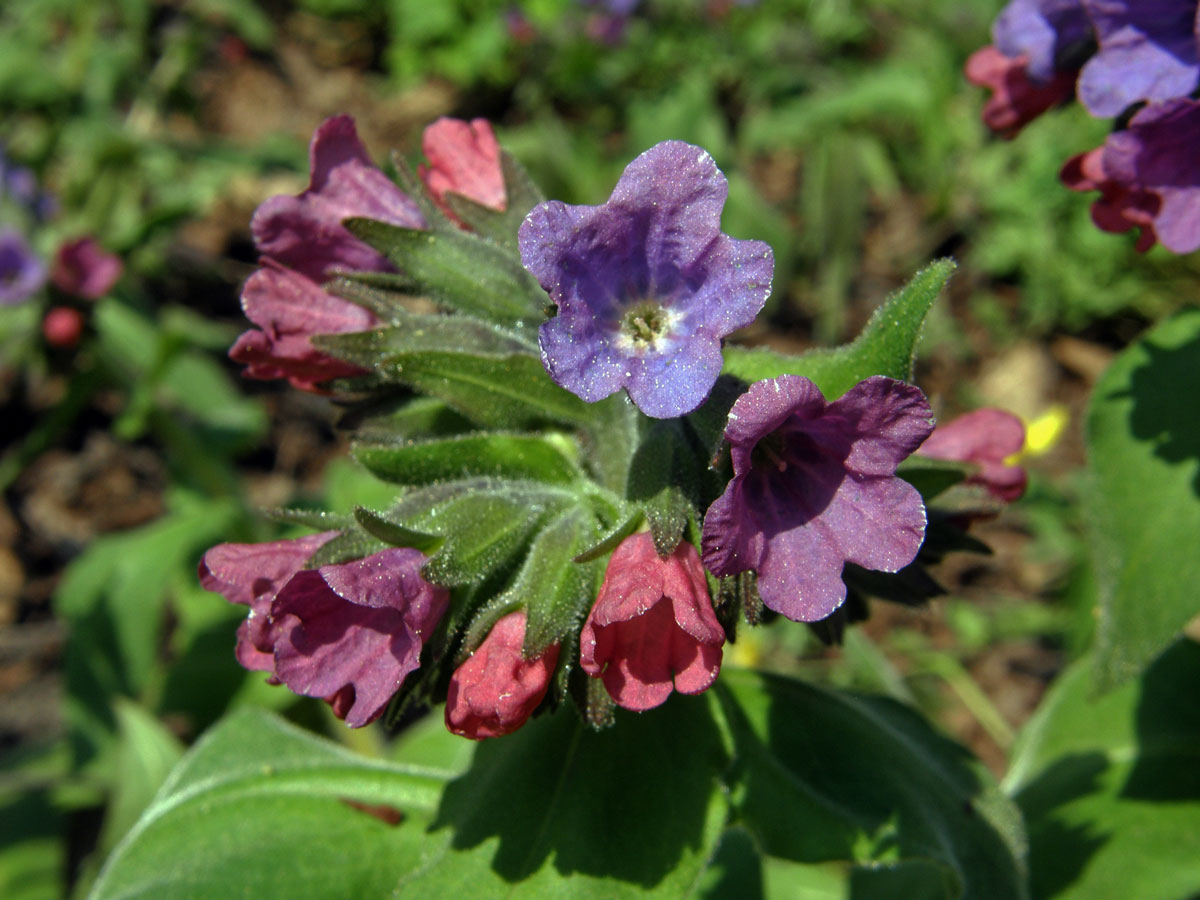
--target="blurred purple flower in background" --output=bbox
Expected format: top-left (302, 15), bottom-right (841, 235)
top-left (994, 0), bottom-right (1094, 82)
top-left (50, 237), bottom-right (123, 299)
top-left (1078, 0), bottom-right (1200, 117)
top-left (1063, 98), bottom-right (1200, 253)
top-left (519, 140), bottom-right (773, 418)
top-left (1, 228), bottom-right (46, 305)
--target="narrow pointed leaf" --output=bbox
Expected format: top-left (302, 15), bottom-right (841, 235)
top-left (722, 259), bottom-right (954, 398)
top-left (354, 433), bottom-right (579, 487)
top-left (342, 219), bottom-right (546, 332)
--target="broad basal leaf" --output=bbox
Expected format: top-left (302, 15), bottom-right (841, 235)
top-left (1007, 639), bottom-right (1200, 900)
top-left (716, 668), bottom-right (1027, 900)
top-left (1085, 308), bottom-right (1200, 688)
top-left (87, 709), bottom-right (453, 900)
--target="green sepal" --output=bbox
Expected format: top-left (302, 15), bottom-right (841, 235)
top-left (352, 506), bottom-right (442, 554)
top-left (896, 456), bottom-right (969, 502)
top-left (722, 259), bottom-right (955, 398)
top-left (341, 218), bottom-right (547, 333)
top-left (304, 530), bottom-right (386, 568)
top-left (573, 506), bottom-right (643, 563)
top-left (642, 486), bottom-right (692, 557)
top-left (353, 432), bottom-right (580, 487)
top-left (517, 506), bottom-right (602, 656)
top-left (383, 478), bottom-right (576, 587)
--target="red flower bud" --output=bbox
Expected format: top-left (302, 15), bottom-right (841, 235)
top-left (446, 610), bottom-right (559, 739)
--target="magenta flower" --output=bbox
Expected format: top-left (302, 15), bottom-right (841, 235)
top-left (918, 408), bottom-right (1028, 503)
top-left (965, 46), bottom-right (1079, 137)
top-left (445, 610), bottom-right (560, 739)
top-left (580, 532), bottom-right (724, 711)
top-left (419, 118), bottom-right (507, 222)
top-left (519, 140), bottom-right (774, 418)
top-left (268, 548), bottom-right (449, 727)
top-left (1061, 98), bottom-right (1200, 254)
top-left (229, 260), bottom-right (379, 391)
top-left (49, 237), bottom-right (123, 299)
top-left (993, 0), bottom-right (1094, 83)
top-left (701, 376), bottom-right (933, 623)
top-left (199, 532), bottom-right (338, 674)
top-left (0, 228), bottom-right (45, 306)
top-left (251, 115), bottom-right (425, 283)
top-left (1078, 0), bottom-right (1200, 117)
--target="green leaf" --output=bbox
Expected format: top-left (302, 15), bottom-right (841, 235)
top-left (341, 219), bottom-right (546, 333)
top-left (466, 505), bottom-right (601, 656)
top-left (716, 669), bottom-right (1028, 900)
top-left (354, 432), bottom-right (579, 486)
top-left (722, 260), bottom-right (955, 398)
top-left (368, 350), bottom-right (596, 431)
top-left (353, 507), bottom-right (441, 553)
top-left (313, 303), bottom-right (533, 362)
top-left (388, 479), bottom-right (577, 586)
top-left (96, 701), bottom-right (184, 856)
top-left (87, 709), bottom-right (452, 900)
top-left (396, 695), bottom-right (729, 899)
top-left (1007, 639), bottom-right (1200, 900)
top-left (1086, 309), bottom-right (1200, 688)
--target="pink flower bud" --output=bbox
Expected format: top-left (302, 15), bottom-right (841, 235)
top-left (446, 610), bottom-right (559, 739)
top-left (918, 407), bottom-right (1027, 503)
top-left (42, 306), bottom-right (85, 348)
top-left (581, 533), bottom-right (724, 711)
top-left (419, 118), bottom-right (507, 223)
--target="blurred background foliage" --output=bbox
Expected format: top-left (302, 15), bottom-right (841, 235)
top-left (2, 1), bottom-right (1196, 898)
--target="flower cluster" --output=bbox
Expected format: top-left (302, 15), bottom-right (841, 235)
top-left (201, 117), bottom-right (1012, 742)
top-left (966, 0), bottom-right (1200, 253)
top-left (1, 146), bottom-right (123, 345)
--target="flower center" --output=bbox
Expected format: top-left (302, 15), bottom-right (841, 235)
top-left (619, 301), bottom-right (672, 350)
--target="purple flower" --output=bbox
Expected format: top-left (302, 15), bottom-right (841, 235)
top-left (49, 237), bottom-right (123, 299)
top-left (1078, 0), bottom-right (1200, 117)
top-left (251, 115), bottom-right (425, 283)
top-left (269, 548), bottom-right (449, 727)
top-left (701, 376), bottom-right (933, 623)
top-left (519, 141), bottom-right (774, 418)
top-left (199, 532), bottom-right (339, 673)
top-left (994, 0), bottom-right (1094, 82)
top-left (201, 539), bottom-right (450, 727)
top-left (0, 228), bottom-right (46, 306)
top-left (965, 45), bottom-right (1079, 137)
top-left (230, 259), bottom-right (379, 392)
top-left (1062, 98), bottom-right (1200, 253)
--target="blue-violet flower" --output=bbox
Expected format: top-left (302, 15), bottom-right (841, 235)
top-left (701, 375), bottom-right (933, 622)
top-left (1, 228), bottom-right (46, 306)
top-left (519, 140), bottom-right (774, 418)
top-left (1078, 0), bottom-right (1200, 117)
